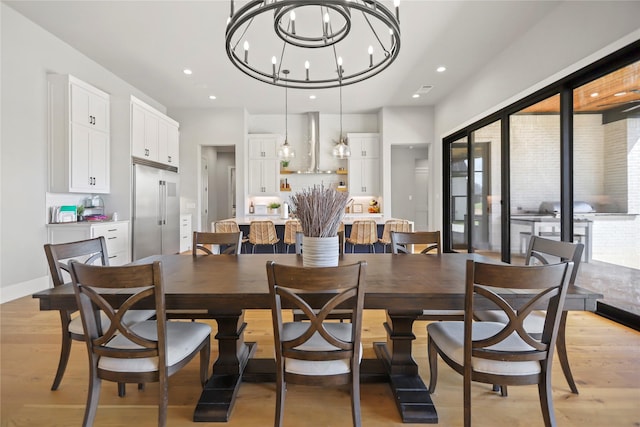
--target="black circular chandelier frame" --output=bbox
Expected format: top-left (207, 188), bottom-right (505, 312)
top-left (225, 0), bottom-right (401, 89)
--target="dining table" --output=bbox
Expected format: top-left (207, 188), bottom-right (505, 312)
top-left (33, 252), bottom-right (601, 424)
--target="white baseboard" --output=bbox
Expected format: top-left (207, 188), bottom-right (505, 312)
top-left (0, 275), bottom-right (51, 304)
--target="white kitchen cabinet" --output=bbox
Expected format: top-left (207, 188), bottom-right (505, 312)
top-left (248, 135), bottom-right (280, 195)
top-left (349, 133), bottom-right (380, 159)
top-left (47, 221), bottom-right (130, 266)
top-left (180, 214), bottom-right (192, 253)
top-left (348, 133), bottom-right (380, 196)
top-left (48, 74), bottom-right (110, 194)
top-left (131, 96), bottom-right (179, 167)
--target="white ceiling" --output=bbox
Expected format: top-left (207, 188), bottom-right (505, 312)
top-left (5, 0), bottom-right (560, 114)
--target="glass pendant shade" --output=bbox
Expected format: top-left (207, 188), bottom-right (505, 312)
top-left (278, 140), bottom-right (295, 159)
top-left (333, 137), bottom-right (350, 159)
top-left (278, 69), bottom-right (295, 159)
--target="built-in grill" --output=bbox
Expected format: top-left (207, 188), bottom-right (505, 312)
top-left (538, 201), bottom-right (595, 215)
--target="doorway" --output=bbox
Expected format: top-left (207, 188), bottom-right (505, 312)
top-left (201, 145), bottom-right (236, 231)
top-left (390, 144), bottom-right (429, 230)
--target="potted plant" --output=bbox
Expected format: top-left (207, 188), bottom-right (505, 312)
top-left (268, 202), bottom-right (281, 215)
top-left (290, 184), bottom-right (350, 266)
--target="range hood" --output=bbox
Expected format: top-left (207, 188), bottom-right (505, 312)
top-left (295, 112), bottom-right (337, 174)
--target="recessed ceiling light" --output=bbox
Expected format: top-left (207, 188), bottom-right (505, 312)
top-left (436, 66), bottom-right (446, 73)
top-left (412, 94), bottom-right (420, 99)
top-left (309, 95), bottom-right (316, 100)
top-left (614, 92), bottom-right (627, 97)
top-left (590, 92), bottom-right (599, 98)
top-left (208, 95), bottom-right (216, 100)
top-left (183, 68), bottom-right (193, 75)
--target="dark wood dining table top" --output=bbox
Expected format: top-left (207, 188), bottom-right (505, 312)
top-left (34, 252), bottom-right (599, 312)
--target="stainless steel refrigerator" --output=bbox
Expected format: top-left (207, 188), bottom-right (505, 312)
top-left (132, 163), bottom-right (180, 260)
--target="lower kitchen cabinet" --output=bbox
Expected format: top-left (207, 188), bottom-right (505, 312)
top-left (47, 221), bottom-right (130, 266)
top-left (180, 214), bottom-right (192, 253)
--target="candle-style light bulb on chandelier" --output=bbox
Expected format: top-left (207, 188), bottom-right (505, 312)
top-left (277, 70), bottom-right (296, 159)
top-left (225, 0), bottom-right (401, 90)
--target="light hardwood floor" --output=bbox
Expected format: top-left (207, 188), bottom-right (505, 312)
top-left (1, 296), bottom-right (639, 426)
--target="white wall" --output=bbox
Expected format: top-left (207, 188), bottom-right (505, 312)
top-left (379, 107), bottom-right (434, 220)
top-left (432, 1), bottom-right (640, 230)
top-left (0, 4), bottom-right (167, 302)
top-left (169, 108), bottom-right (245, 231)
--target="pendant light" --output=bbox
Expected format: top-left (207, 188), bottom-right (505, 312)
top-left (278, 69), bottom-right (296, 159)
top-left (333, 61), bottom-right (351, 159)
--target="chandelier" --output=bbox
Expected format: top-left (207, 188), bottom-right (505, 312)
top-left (225, 0), bottom-right (401, 90)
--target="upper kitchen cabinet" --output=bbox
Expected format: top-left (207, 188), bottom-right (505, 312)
top-left (349, 133), bottom-right (380, 159)
top-left (130, 96), bottom-right (179, 168)
top-left (348, 133), bottom-right (380, 196)
top-left (248, 134), bottom-right (280, 195)
top-left (48, 74), bottom-right (110, 194)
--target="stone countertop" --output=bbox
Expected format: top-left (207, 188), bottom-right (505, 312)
top-left (227, 215), bottom-right (412, 226)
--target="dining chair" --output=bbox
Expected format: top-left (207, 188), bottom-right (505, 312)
top-left (346, 219), bottom-right (378, 253)
top-left (266, 260), bottom-right (367, 427)
top-left (292, 230), bottom-right (350, 322)
top-left (427, 259), bottom-right (572, 427)
top-left (391, 231), bottom-right (464, 322)
top-left (43, 237), bottom-right (155, 395)
top-left (166, 231), bottom-right (243, 320)
top-left (213, 220), bottom-right (249, 253)
top-left (378, 219), bottom-right (411, 253)
top-left (390, 230), bottom-right (441, 255)
top-left (193, 231), bottom-right (242, 255)
top-left (69, 260), bottom-right (211, 427)
top-left (249, 220), bottom-right (280, 253)
top-left (475, 235), bottom-right (584, 395)
top-left (283, 219), bottom-right (302, 253)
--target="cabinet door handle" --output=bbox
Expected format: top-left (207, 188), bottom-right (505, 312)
top-left (168, 156), bottom-right (172, 163)
top-left (145, 148), bottom-right (149, 156)
top-left (108, 255), bottom-right (117, 259)
top-left (107, 236), bottom-right (117, 240)
top-left (108, 229), bottom-right (117, 232)
top-left (89, 115), bottom-right (92, 124)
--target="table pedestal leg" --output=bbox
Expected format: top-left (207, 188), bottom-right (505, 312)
top-left (193, 310), bottom-right (256, 422)
top-left (373, 310), bottom-right (438, 423)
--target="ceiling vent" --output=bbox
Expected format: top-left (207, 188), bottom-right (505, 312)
top-left (415, 85), bottom-right (434, 95)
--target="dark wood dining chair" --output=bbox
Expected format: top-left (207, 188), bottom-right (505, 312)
top-left (475, 235), bottom-right (584, 395)
top-left (390, 230), bottom-right (441, 255)
top-left (266, 260), bottom-right (367, 427)
top-left (43, 237), bottom-right (155, 395)
top-left (69, 260), bottom-right (211, 427)
top-left (391, 230), bottom-right (464, 321)
top-left (166, 231), bottom-right (242, 320)
top-left (427, 259), bottom-right (572, 427)
top-left (192, 231), bottom-right (242, 255)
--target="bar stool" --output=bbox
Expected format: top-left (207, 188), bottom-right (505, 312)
top-left (378, 219), bottom-right (411, 253)
top-left (249, 220), bottom-right (280, 253)
top-left (346, 219), bottom-right (378, 253)
top-left (283, 219), bottom-right (302, 253)
top-left (213, 220), bottom-right (249, 253)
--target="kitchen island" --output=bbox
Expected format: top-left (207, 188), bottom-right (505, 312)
top-left (216, 215), bottom-right (414, 253)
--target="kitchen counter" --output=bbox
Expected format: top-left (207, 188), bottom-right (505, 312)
top-left (218, 215), bottom-right (414, 253)
top-left (231, 214), bottom-right (410, 226)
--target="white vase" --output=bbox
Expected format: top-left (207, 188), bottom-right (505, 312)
top-left (302, 235), bottom-right (339, 267)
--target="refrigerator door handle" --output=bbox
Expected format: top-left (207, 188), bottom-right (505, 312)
top-left (161, 180), bottom-right (167, 225)
top-left (158, 180), bottom-right (164, 226)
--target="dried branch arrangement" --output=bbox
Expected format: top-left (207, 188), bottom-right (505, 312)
top-left (290, 185), bottom-right (350, 238)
